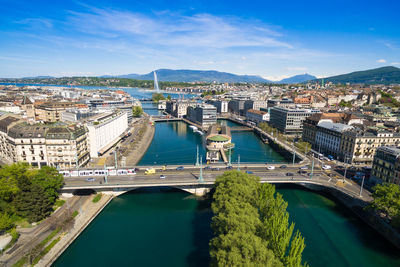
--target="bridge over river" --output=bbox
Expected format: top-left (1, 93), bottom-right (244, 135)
top-left (61, 165), bottom-right (369, 200)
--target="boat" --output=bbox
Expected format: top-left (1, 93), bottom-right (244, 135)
top-left (196, 130), bottom-right (204, 135)
top-left (189, 125), bottom-right (198, 131)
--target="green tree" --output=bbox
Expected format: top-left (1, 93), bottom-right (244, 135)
top-left (31, 166), bottom-right (64, 204)
top-left (0, 212), bottom-right (14, 233)
top-left (152, 93), bottom-right (165, 102)
top-left (369, 183), bottom-right (400, 221)
top-left (0, 162), bottom-right (32, 201)
top-left (132, 106), bottom-right (143, 117)
top-left (167, 95), bottom-right (172, 101)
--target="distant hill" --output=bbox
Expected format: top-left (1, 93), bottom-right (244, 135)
top-left (103, 69), bottom-right (271, 83)
top-left (279, 74), bottom-right (316, 84)
top-left (21, 76), bottom-right (55, 79)
top-left (322, 66), bottom-right (400, 84)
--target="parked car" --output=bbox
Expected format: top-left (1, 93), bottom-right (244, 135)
top-left (286, 172), bottom-right (294, 176)
top-left (86, 178), bottom-right (95, 182)
top-left (300, 166), bottom-right (309, 170)
top-left (322, 165), bottom-right (332, 170)
top-left (267, 166), bottom-right (275, 170)
top-left (246, 171), bottom-right (253, 174)
top-left (280, 165), bottom-right (287, 169)
top-left (176, 166), bottom-right (184, 171)
top-left (204, 166), bottom-right (212, 170)
top-left (212, 167), bottom-right (220, 171)
top-left (226, 166), bottom-right (233, 170)
top-left (160, 175), bottom-right (166, 179)
top-left (298, 170), bottom-right (307, 174)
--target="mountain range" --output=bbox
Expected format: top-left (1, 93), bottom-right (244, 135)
top-left (320, 66), bottom-right (400, 84)
top-left (15, 66), bottom-right (400, 84)
top-left (101, 69), bottom-right (317, 84)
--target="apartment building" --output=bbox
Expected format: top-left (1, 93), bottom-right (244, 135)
top-left (340, 127), bottom-right (400, 164)
top-left (35, 102), bottom-right (76, 122)
top-left (0, 114), bottom-right (89, 168)
top-left (314, 121), bottom-right (353, 158)
top-left (207, 100), bottom-right (228, 113)
top-left (371, 146), bottom-right (400, 185)
top-left (246, 109), bottom-right (269, 125)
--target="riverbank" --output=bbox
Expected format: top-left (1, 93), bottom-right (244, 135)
top-left (38, 194), bottom-right (113, 267)
top-left (124, 119), bottom-right (155, 166)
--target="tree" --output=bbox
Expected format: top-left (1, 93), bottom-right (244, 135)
top-left (369, 183), bottom-right (400, 223)
top-left (210, 171), bottom-right (307, 267)
top-left (152, 93), bottom-right (165, 102)
top-left (132, 106), bottom-right (143, 117)
top-left (0, 212), bottom-right (14, 233)
top-left (0, 163), bottom-right (31, 201)
top-left (31, 166), bottom-right (64, 204)
top-left (167, 95), bottom-right (172, 101)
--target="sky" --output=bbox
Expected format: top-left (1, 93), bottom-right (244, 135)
top-left (0, 0), bottom-right (399, 80)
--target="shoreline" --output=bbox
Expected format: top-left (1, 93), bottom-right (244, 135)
top-left (39, 194), bottom-right (113, 267)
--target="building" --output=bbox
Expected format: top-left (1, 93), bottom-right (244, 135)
top-left (314, 121), bottom-right (353, 158)
top-left (62, 109), bottom-right (99, 122)
top-left (269, 106), bottom-right (320, 134)
top-left (35, 102), bottom-right (76, 122)
top-left (267, 98), bottom-right (294, 108)
top-left (302, 113), bottom-right (363, 145)
top-left (187, 104), bottom-right (217, 127)
top-left (228, 99), bottom-right (246, 115)
top-left (244, 100), bottom-right (267, 112)
top-left (246, 109), bottom-right (269, 125)
top-left (0, 114), bottom-right (89, 168)
top-left (86, 111), bottom-right (128, 158)
top-left (340, 127), bottom-right (400, 164)
top-left (165, 100), bottom-right (196, 118)
top-left (371, 146), bottom-right (400, 185)
top-left (207, 100), bottom-right (228, 113)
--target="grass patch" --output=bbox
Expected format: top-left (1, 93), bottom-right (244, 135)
top-left (54, 199), bottom-right (66, 208)
top-left (72, 210), bottom-right (79, 218)
top-left (32, 236), bottom-right (61, 266)
top-left (92, 193), bottom-right (102, 203)
top-left (40, 227), bottom-right (60, 247)
top-left (12, 256), bottom-right (27, 267)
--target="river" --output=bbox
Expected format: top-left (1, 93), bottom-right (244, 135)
top-left (53, 185), bottom-right (400, 267)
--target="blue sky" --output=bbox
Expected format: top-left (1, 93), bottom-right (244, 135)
top-left (0, 0), bottom-right (399, 80)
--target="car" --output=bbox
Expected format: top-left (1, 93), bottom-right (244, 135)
top-left (280, 165), bottom-right (287, 169)
top-left (86, 178), bottom-right (95, 182)
top-left (204, 166), bottom-right (212, 170)
top-left (176, 166), bottom-right (184, 171)
top-left (245, 171), bottom-right (253, 174)
top-left (211, 167), bottom-right (220, 171)
top-left (159, 175), bottom-right (166, 179)
top-left (226, 166), bottom-right (233, 169)
top-left (267, 166), bottom-right (275, 170)
top-left (298, 170), bottom-right (307, 174)
top-left (322, 165), bottom-right (332, 170)
top-left (300, 166), bottom-right (309, 170)
top-left (286, 172), bottom-right (294, 176)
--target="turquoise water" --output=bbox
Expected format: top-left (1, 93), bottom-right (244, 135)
top-left (138, 121), bottom-right (286, 165)
top-left (53, 186), bottom-right (400, 267)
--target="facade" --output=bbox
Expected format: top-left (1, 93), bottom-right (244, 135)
top-left (340, 128), bottom-right (400, 164)
top-left (0, 114), bottom-right (89, 168)
top-left (314, 122), bottom-right (353, 158)
top-left (87, 111), bottom-right (128, 158)
top-left (187, 104), bottom-right (217, 127)
top-left (246, 109), bottom-right (269, 125)
top-left (371, 146), bottom-right (400, 185)
top-left (165, 100), bottom-right (196, 118)
top-left (35, 102), bottom-right (75, 122)
top-left (244, 100), bottom-right (267, 112)
top-left (62, 109), bottom-right (99, 122)
top-left (302, 113), bottom-right (363, 145)
top-left (207, 100), bottom-right (228, 113)
top-left (267, 98), bottom-right (294, 108)
top-left (269, 106), bottom-right (320, 134)
top-left (228, 99), bottom-right (246, 115)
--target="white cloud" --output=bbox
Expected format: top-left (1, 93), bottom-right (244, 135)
top-left (377, 59), bottom-right (387, 63)
top-left (65, 8), bottom-right (293, 50)
top-left (263, 75), bottom-right (289, 81)
top-left (391, 62), bottom-right (400, 65)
